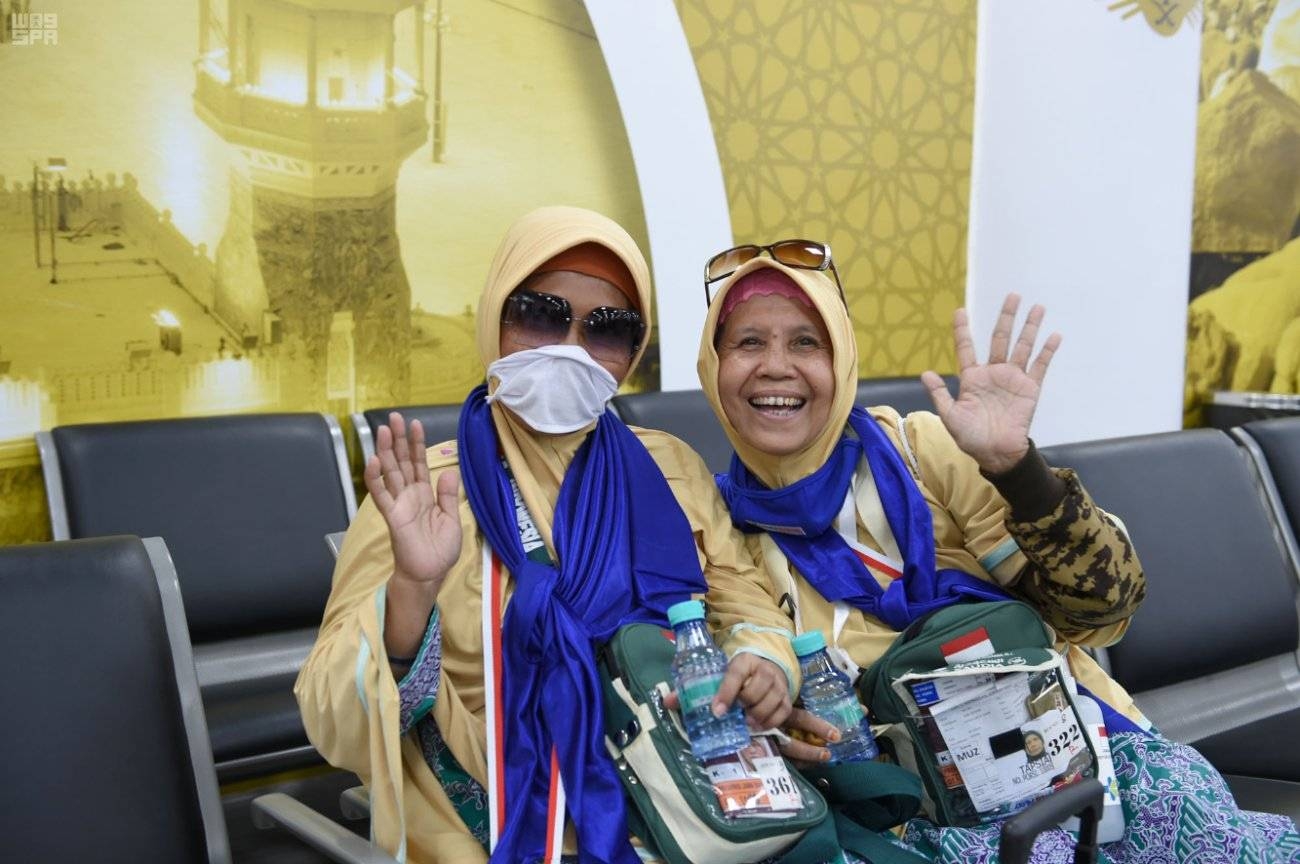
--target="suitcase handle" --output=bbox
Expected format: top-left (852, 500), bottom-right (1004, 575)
top-left (999, 779), bottom-right (1104, 864)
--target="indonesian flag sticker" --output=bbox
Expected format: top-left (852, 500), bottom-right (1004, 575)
top-left (941, 626), bottom-right (995, 665)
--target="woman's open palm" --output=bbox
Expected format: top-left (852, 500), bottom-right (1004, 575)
top-left (363, 413), bottom-right (462, 591)
top-left (921, 294), bottom-right (1061, 474)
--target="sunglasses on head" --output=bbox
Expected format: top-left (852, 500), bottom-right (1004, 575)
top-left (501, 289), bottom-right (646, 362)
top-left (703, 239), bottom-right (846, 308)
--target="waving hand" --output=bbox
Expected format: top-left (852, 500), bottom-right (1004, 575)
top-left (920, 293), bottom-right (1061, 475)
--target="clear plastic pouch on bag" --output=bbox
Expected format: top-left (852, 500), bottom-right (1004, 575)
top-left (655, 685), bottom-right (805, 819)
top-left (890, 650), bottom-right (1098, 824)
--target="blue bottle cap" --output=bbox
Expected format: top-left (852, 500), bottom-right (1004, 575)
top-left (667, 599), bottom-right (705, 628)
top-left (791, 631), bottom-right (827, 657)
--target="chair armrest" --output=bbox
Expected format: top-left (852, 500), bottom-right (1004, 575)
top-left (251, 792), bottom-right (397, 864)
top-left (340, 785), bottom-right (371, 820)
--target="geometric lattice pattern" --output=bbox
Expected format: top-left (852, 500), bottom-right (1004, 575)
top-left (674, 0), bottom-right (976, 375)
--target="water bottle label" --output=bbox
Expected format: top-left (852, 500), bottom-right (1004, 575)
top-left (823, 694), bottom-right (866, 732)
top-left (679, 671), bottom-right (724, 712)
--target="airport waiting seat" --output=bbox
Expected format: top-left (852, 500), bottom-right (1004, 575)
top-left (1233, 415), bottom-right (1300, 570)
top-left (353, 404), bottom-right (462, 465)
top-left (36, 413), bottom-right (357, 781)
top-left (612, 377), bottom-right (962, 476)
top-left (1041, 430), bottom-right (1300, 817)
top-left (856, 374), bottom-right (957, 416)
top-left (0, 536), bottom-right (394, 864)
top-left (611, 389), bottom-right (733, 474)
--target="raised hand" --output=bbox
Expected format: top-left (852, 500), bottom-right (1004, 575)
top-left (920, 293), bottom-right (1061, 475)
top-left (364, 412), bottom-right (463, 594)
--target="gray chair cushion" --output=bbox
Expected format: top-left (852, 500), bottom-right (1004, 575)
top-left (0, 537), bottom-right (210, 862)
top-left (363, 404), bottom-right (462, 451)
top-left (1195, 708), bottom-right (1300, 782)
top-left (1042, 430), bottom-right (1300, 786)
top-left (1241, 415), bottom-right (1300, 540)
top-left (856, 374), bottom-right (956, 416)
top-left (1040, 430), bottom-right (1298, 694)
top-left (50, 414), bottom-right (352, 777)
top-left (52, 414), bottom-right (351, 643)
top-left (612, 389), bottom-right (733, 474)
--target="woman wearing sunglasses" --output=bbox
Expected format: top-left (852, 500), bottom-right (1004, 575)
top-left (296, 207), bottom-right (806, 864)
top-left (695, 245), bottom-right (1300, 861)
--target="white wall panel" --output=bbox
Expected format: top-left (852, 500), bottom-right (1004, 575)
top-left (967, 0), bottom-right (1200, 444)
top-left (584, 0), bottom-right (732, 391)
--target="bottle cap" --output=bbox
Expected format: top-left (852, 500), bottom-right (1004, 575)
top-left (791, 631), bottom-right (827, 657)
top-left (667, 599), bottom-right (705, 627)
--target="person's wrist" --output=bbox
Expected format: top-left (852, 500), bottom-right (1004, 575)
top-left (390, 566), bottom-right (446, 596)
top-left (980, 440), bottom-right (1066, 521)
top-left (975, 441), bottom-right (1030, 476)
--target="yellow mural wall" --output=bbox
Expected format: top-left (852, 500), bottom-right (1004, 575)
top-left (0, 0), bottom-right (975, 544)
top-left (0, 0), bottom-right (647, 543)
top-left (676, 0), bottom-right (975, 378)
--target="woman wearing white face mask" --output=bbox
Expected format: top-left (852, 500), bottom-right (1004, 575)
top-left (296, 207), bottom-right (805, 864)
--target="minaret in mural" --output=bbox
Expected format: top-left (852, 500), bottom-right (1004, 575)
top-left (194, 0), bottom-right (428, 410)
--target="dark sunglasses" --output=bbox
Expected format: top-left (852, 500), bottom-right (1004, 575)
top-left (501, 289), bottom-right (646, 362)
top-left (703, 239), bottom-right (846, 308)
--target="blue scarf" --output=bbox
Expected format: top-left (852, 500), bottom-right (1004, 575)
top-left (717, 407), bottom-right (1010, 631)
top-left (458, 385), bottom-right (706, 864)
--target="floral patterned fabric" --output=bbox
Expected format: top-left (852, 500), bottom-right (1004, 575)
top-left (415, 716), bottom-right (491, 850)
top-left (396, 609), bottom-right (442, 732)
top-left (898, 732), bottom-right (1300, 863)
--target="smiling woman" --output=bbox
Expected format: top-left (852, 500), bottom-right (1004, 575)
top-left (714, 271), bottom-right (835, 458)
top-left (695, 245), bottom-right (1300, 861)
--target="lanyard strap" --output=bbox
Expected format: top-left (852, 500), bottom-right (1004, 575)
top-left (836, 464), bottom-right (904, 581)
top-left (824, 479), bottom-right (907, 680)
top-left (480, 460), bottom-right (566, 863)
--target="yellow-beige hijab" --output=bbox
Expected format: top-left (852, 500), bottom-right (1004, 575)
top-left (697, 257), bottom-right (858, 488)
top-left (476, 205), bottom-right (653, 551)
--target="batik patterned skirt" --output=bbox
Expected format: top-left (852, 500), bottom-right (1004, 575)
top-left (886, 731), bottom-right (1300, 863)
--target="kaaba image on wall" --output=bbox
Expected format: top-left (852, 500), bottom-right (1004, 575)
top-left (0, 0), bottom-right (979, 544)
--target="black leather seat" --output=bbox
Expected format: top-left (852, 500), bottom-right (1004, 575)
top-left (1041, 430), bottom-right (1300, 811)
top-left (36, 413), bottom-right (356, 780)
top-left (353, 403), bottom-right (463, 465)
top-left (856, 374), bottom-right (956, 416)
top-left (0, 536), bottom-right (229, 862)
top-left (0, 536), bottom-right (396, 864)
top-left (1235, 416), bottom-right (1300, 562)
top-left (611, 389), bottom-right (733, 474)
top-left (611, 377), bottom-right (962, 476)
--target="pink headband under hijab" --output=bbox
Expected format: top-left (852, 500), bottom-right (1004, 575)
top-left (718, 266), bottom-right (814, 323)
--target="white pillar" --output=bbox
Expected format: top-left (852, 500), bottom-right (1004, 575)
top-left (583, 0), bottom-right (732, 391)
top-left (965, 0), bottom-right (1201, 444)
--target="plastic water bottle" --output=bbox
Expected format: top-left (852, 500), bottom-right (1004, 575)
top-left (791, 631), bottom-right (879, 763)
top-left (1062, 693), bottom-right (1126, 843)
top-left (667, 600), bottom-right (750, 761)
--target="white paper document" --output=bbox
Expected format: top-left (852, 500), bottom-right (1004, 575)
top-left (925, 670), bottom-right (1087, 813)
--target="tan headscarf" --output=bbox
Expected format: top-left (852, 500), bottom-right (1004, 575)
top-left (302, 207), bottom-right (808, 864)
top-left (697, 257), bottom-right (858, 488)
top-left (477, 205), bottom-right (653, 553)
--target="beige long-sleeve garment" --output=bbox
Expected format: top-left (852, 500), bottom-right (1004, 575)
top-left (295, 206), bottom-right (797, 863)
top-left (694, 256), bottom-right (1147, 726)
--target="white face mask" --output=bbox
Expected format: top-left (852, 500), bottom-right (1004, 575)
top-left (486, 344), bottom-right (620, 434)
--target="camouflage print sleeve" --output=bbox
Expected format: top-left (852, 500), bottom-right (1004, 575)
top-left (1005, 467), bottom-right (1146, 642)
